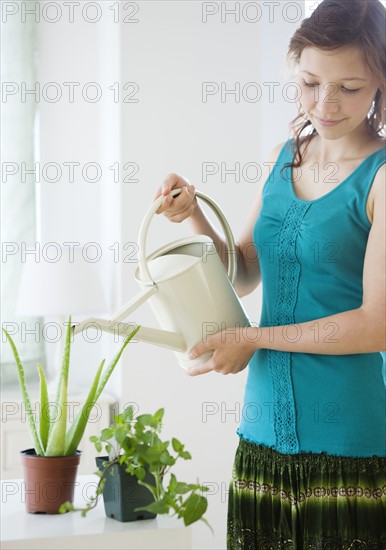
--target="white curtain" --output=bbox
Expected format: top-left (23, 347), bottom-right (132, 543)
top-left (1, 15), bottom-right (44, 384)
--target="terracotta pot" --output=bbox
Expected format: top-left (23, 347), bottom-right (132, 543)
top-left (21, 448), bottom-right (81, 514)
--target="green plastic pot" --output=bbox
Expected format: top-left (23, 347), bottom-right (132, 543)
top-left (96, 456), bottom-right (156, 522)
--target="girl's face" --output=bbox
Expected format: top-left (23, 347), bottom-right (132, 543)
top-left (297, 46), bottom-right (380, 140)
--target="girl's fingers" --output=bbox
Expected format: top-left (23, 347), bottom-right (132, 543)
top-left (155, 189), bottom-right (174, 214)
top-left (158, 186), bottom-right (196, 219)
top-left (167, 203), bottom-right (196, 223)
top-left (154, 174), bottom-right (195, 219)
top-left (162, 173), bottom-right (189, 195)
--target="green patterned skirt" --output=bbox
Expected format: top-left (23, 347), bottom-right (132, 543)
top-left (227, 438), bottom-right (386, 549)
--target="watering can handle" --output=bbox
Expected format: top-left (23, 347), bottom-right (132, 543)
top-left (138, 189), bottom-right (237, 285)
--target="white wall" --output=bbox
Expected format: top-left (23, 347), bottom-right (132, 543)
top-left (35, 1), bottom-right (304, 548)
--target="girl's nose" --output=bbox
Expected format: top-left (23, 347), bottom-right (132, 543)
top-left (316, 83), bottom-right (340, 114)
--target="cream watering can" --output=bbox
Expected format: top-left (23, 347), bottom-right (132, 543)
top-left (72, 190), bottom-right (250, 369)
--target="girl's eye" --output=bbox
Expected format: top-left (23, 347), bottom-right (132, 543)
top-left (302, 80), bottom-right (361, 94)
top-left (341, 86), bottom-right (360, 94)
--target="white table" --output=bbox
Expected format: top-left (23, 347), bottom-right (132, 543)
top-left (0, 476), bottom-right (192, 550)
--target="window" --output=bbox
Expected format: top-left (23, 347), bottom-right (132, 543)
top-left (1, 17), bottom-right (44, 385)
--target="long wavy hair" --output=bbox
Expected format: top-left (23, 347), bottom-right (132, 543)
top-left (284, 0), bottom-right (386, 171)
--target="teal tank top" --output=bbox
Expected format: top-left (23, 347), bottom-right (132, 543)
top-left (238, 139), bottom-right (386, 458)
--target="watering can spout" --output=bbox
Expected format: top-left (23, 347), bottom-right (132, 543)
top-left (71, 285), bottom-right (187, 352)
top-left (71, 318), bottom-right (187, 353)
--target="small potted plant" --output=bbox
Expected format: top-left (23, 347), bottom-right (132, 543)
top-left (2, 317), bottom-right (139, 514)
top-left (60, 405), bottom-right (210, 528)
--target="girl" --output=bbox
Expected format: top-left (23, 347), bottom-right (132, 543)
top-left (155, 0), bottom-right (386, 547)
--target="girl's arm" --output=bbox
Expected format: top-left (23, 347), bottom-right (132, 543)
top-left (188, 163), bottom-right (386, 375)
top-left (155, 143), bottom-right (284, 296)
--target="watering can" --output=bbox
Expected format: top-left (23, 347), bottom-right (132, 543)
top-left (72, 189), bottom-right (250, 369)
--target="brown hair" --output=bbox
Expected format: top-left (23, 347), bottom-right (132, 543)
top-left (284, 0), bottom-right (386, 171)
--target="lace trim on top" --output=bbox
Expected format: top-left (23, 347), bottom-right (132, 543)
top-left (268, 200), bottom-right (310, 454)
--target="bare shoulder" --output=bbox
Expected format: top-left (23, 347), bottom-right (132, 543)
top-left (269, 141), bottom-right (287, 163)
top-left (372, 162), bottom-right (386, 201)
top-left (258, 141), bottom-right (287, 187)
top-left (370, 137), bottom-right (386, 188)
top-left (238, 140), bottom-right (287, 239)
top-left (368, 161), bottom-right (385, 224)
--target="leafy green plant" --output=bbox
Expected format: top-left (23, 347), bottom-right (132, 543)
top-left (60, 405), bottom-right (210, 528)
top-left (2, 317), bottom-right (139, 456)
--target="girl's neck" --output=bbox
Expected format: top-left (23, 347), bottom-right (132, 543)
top-left (311, 125), bottom-right (383, 164)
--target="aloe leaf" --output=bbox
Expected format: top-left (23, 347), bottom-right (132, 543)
top-left (45, 379), bottom-right (67, 455)
top-left (65, 359), bottom-right (105, 456)
top-left (2, 329), bottom-right (45, 456)
top-left (95, 326), bottom-right (140, 401)
top-left (36, 363), bottom-right (50, 452)
top-left (53, 316), bottom-right (72, 408)
top-left (45, 318), bottom-right (72, 456)
top-left (65, 329), bottom-right (138, 455)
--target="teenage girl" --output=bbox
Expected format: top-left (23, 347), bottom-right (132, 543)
top-left (155, 0), bottom-right (386, 546)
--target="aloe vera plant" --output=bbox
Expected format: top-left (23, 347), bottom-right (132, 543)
top-left (2, 317), bottom-right (139, 457)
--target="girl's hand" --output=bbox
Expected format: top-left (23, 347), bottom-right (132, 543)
top-left (187, 328), bottom-right (257, 376)
top-left (154, 173), bottom-right (197, 223)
